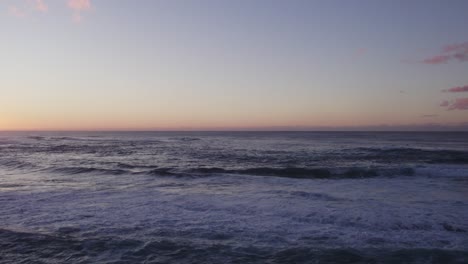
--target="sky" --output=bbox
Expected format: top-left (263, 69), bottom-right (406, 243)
top-left (1, 0), bottom-right (468, 131)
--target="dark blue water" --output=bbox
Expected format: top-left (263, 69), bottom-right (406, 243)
top-left (0, 132), bottom-right (467, 263)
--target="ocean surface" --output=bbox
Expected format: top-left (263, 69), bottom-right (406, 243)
top-left (0, 131), bottom-right (467, 263)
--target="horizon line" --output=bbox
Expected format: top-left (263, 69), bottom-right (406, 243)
top-left (1, 129), bottom-right (468, 133)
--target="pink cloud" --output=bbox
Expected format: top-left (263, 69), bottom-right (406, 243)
top-left (356, 48), bottom-right (367, 55)
top-left (7, 1), bottom-right (47, 17)
top-left (443, 85), bottom-right (468, 93)
top-left (440, 100), bottom-right (449, 107)
top-left (448, 98), bottom-right (468, 110)
top-left (421, 41), bottom-right (468, 64)
top-left (72, 13), bottom-right (82, 23)
top-left (34, 0), bottom-right (47, 12)
top-left (68, 0), bottom-right (91, 22)
top-left (453, 51), bottom-right (468, 62)
top-left (68, 0), bottom-right (91, 11)
top-left (443, 42), bottom-right (468, 53)
top-left (421, 114), bottom-right (437, 118)
top-left (439, 97), bottom-right (468, 110)
top-left (422, 55), bottom-right (451, 64)
top-left (8, 6), bottom-right (26, 18)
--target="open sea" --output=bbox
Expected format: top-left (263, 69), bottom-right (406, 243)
top-left (0, 131), bottom-right (467, 263)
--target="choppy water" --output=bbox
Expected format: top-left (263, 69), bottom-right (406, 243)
top-left (0, 131), bottom-right (467, 263)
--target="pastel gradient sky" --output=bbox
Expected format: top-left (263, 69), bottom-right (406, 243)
top-left (1, 0), bottom-right (468, 131)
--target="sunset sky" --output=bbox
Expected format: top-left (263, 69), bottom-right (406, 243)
top-left (1, 0), bottom-right (467, 131)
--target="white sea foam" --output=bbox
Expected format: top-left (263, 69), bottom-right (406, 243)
top-left (1, 169), bottom-right (467, 251)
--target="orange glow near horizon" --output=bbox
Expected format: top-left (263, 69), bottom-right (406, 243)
top-left (1, 110), bottom-right (467, 131)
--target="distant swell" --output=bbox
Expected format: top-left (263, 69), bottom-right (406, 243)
top-left (191, 167), bottom-right (415, 179)
top-left (357, 147), bottom-right (468, 164)
top-left (0, 159), bottom-right (37, 170)
top-left (39, 165), bottom-right (420, 180)
top-left (49, 167), bottom-right (129, 175)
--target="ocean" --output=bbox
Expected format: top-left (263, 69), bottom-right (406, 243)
top-left (0, 131), bottom-right (467, 263)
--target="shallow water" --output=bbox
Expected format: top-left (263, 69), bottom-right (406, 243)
top-left (0, 132), bottom-right (467, 263)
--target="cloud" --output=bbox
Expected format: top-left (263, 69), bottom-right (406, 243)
top-left (68, 0), bottom-right (91, 22)
top-left (441, 98), bottom-right (468, 110)
top-left (33, 0), bottom-right (47, 12)
top-left (355, 48), bottom-right (367, 56)
top-left (422, 55), bottom-right (451, 64)
top-left (443, 85), bottom-right (468, 93)
top-left (421, 114), bottom-right (437, 118)
top-left (8, 6), bottom-right (26, 17)
top-left (443, 42), bottom-right (468, 53)
top-left (453, 51), bottom-right (468, 62)
top-left (72, 12), bottom-right (83, 23)
top-left (448, 98), bottom-right (468, 110)
top-left (352, 48), bottom-right (368, 61)
top-left (7, 1), bottom-right (46, 17)
top-left (421, 41), bottom-right (468, 64)
top-left (68, 0), bottom-right (91, 11)
top-left (420, 42), bottom-right (468, 64)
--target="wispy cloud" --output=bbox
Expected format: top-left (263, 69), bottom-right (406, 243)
top-left (422, 55), bottom-right (451, 64)
top-left (68, 0), bottom-right (91, 22)
top-left (443, 85), bottom-right (468, 93)
top-left (421, 41), bottom-right (468, 64)
top-left (8, 5), bottom-right (27, 17)
top-left (421, 114), bottom-right (437, 118)
top-left (453, 51), bottom-right (468, 62)
top-left (6, 0), bottom-right (46, 18)
top-left (355, 48), bottom-right (367, 56)
top-left (440, 98), bottom-right (468, 110)
top-left (443, 42), bottom-right (468, 53)
top-left (68, 0), bottom-right (91, 11)
top-left (33, 0), bottom-right (47, 12)
top-left (350, 48), bottom-right (368, 61)
top-left (4, 0), bottom-right (94, 22)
